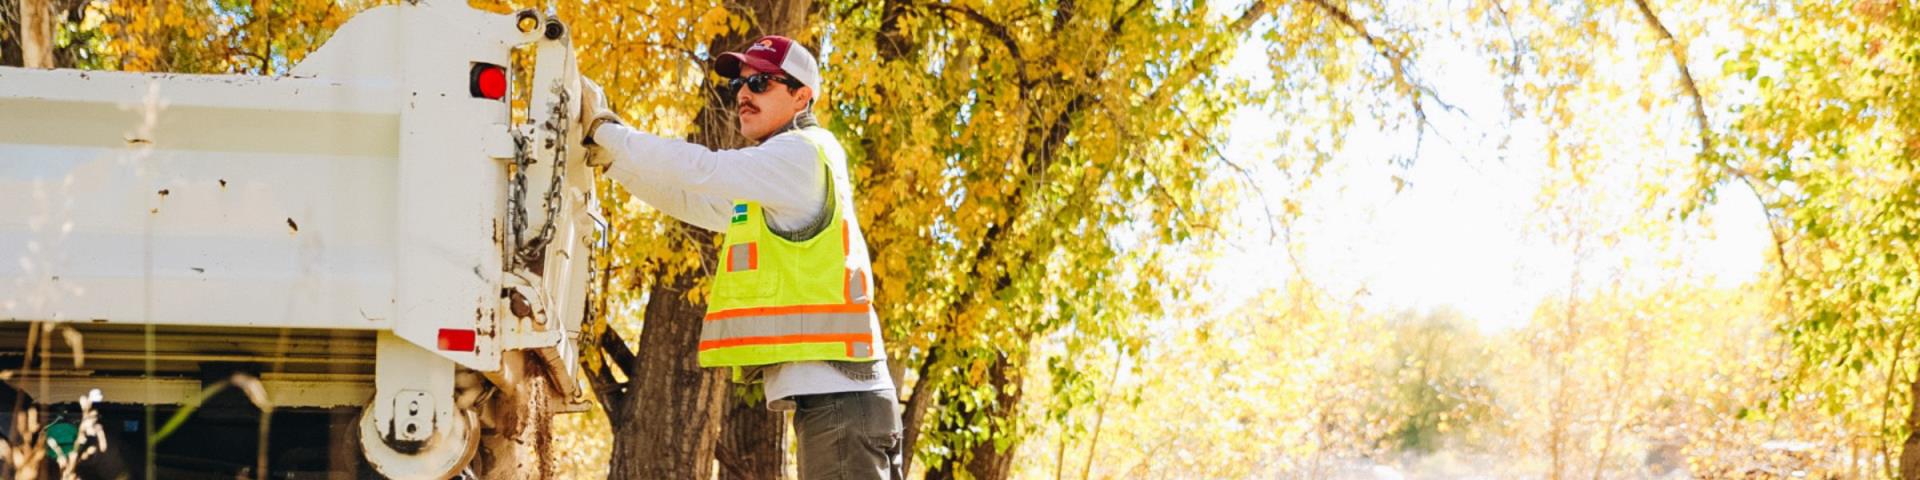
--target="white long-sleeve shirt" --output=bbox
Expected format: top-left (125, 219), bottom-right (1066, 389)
top-left (594, 123), bottom-right (893, 407)
top-left (598, 125), bottom-right (823, 233)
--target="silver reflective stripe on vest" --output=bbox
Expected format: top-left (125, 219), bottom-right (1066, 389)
top-left (700, 311), bottom-right (873, 342)
top-left (847, 269), bottom-right (869, 304)
top-left (728, 243), bottom-right (755, 272)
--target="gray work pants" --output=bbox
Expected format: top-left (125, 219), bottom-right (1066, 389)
top-left (792, 389), bottom-right (903, 480)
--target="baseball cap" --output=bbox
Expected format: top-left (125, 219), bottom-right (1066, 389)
top-left (715, 35), bottom-right (822, 96)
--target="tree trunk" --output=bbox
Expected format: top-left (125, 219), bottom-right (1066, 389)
top-left (1, 0), bottom-right (21, 67)
top-left (965, 356), bottom-right (1022, 480)
top-left (17, 0), bottom-right (50, 68)
top-left (1898, 368), bottom-right (1920, 479)
top-left (604, 0), bottom-right (815, 476)
top-left (717, 393), bottom-right (786, 479)
top-left (898, 345), bottom-right (944, 475)
top-left (608, 234), bottom-right (729, 479)
top-left (924, 353), bottom-right (1023, 480)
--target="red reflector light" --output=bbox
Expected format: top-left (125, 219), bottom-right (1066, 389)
top-left (471, 63), bottom-right (507, 100)
top-left (437, 328), bottom-right (477, 352)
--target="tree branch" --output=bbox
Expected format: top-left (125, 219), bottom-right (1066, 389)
top-left (591, 327), bottom-right (635, 407)
top-left (1051, 0), bottom-right (1074, 35)
top-left (1628, 0), bottom-right (1799, 300)
top-left (1628, 0), bottom-right (1709, 159)
top-left (1172, 103), bottom-right (1277, 243)
top-left (1143, 0), bottom-right (1273, 107)
top-left (1302, 0), bottom-right (1465, 141)
top-left (923, 3), bottom-right (1025, 81)
top-left (895, 0), bottom-right (1202, 469)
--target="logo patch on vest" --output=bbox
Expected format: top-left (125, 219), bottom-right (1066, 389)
top-left (731, 204), bottom-right (748, 224)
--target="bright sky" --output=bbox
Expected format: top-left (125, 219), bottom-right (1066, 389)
top-left (1202, 14), bottom-right (1774, 331)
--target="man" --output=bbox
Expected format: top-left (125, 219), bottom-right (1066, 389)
top-left (576, 35), bottom-right (902, 480)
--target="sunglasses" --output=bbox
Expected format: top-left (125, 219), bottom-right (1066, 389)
top-left (729, 73), bottom-right (804, 95)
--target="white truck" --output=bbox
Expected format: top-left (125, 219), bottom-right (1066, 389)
top-left (0, 1), bottom-right (607, 478)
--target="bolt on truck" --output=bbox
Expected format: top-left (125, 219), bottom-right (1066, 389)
top-left (0, 1), bottom-right (609, 477)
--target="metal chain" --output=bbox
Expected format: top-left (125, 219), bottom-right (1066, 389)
top-left (577, 205), bottom-right (610, 359)
top-left (507, 82), bottom-right (573, 269)
top-left (508, 126), bottom-right (533, 267)
top-left (522, 82), bottom-right (571, 261)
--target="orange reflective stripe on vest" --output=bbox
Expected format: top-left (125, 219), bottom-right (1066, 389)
top-left (705, 302), bottom-right (869, 321)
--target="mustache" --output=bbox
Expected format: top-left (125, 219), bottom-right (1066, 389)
top-left (737, 100), bottom-right (760, 114)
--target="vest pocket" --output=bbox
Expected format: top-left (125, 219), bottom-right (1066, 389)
top-left (714, 241), bottom-right (778, 299)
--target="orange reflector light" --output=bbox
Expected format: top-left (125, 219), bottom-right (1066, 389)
top-left (471, 63), bottom-right (507, 100)
top-left (438, 328), bottom-right (476, 352)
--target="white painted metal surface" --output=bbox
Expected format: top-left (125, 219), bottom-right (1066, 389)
top-left (0, 1), bottom-right (601, 477)
top-left (0, 3), bottom-right (595, 368)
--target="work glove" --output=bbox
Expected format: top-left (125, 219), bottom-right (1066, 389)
top-left (576, 77), bottom-right (620, 167)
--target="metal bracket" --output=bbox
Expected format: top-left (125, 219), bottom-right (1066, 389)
top-left (389, 390), bottom-right (436, 448)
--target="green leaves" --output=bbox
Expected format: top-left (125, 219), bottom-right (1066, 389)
top-left (1691, 0), bottom-right (1920, 466)
top-left (816, 0), bottom-right (1274, 470)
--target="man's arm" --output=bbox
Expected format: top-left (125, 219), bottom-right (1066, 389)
top-left (592, 123), bottom-right (825, 229)
top-left (610, 173), bottom-right (734, 232)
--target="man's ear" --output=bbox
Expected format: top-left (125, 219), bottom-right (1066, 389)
top-left (795, 86), bottom-right (815, 110)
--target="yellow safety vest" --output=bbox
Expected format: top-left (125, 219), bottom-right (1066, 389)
top-left (696, 127), bottom-right (883, 368)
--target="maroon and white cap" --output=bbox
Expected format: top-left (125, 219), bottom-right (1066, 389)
top-left (715, 35), bottom-right (822, 96)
